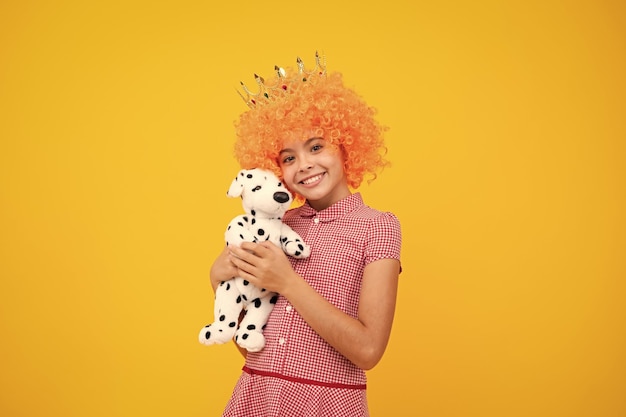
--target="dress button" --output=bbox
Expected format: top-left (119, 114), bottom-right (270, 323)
top-left (286, 305), bottom-right (292, 312)
top-left (314, 218), bottom-right (319, 224)
top-left (279, 338), bottom-right (286, 345)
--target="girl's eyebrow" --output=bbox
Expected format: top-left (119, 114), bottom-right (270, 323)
top-left (279, 137), bottom-right (324, 155)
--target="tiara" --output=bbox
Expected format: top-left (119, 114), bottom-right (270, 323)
top-left (237, 51), bottom-right (327, 109)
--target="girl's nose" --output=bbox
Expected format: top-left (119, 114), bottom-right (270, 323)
top-left (299, 162), bottom-right (313, 172)
top-left (298, 157), bottom-right (313, 172)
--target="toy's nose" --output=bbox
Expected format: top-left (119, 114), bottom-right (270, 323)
top-left (273, 191), bottom-right (290, 204)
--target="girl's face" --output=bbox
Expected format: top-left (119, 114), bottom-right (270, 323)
top-left (278, 136), bottom-right (350, 211)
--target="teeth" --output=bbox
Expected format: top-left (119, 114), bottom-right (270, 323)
top-left (302, 174), bottom-right (322, 185)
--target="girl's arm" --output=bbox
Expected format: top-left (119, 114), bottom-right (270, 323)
top-left (228, 241), bottom-right (400, 370)
top-left (209, 246), bottom-right (238, 291)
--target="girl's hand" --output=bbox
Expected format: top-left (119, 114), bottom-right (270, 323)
top-left (228, 241), bottom-right (298, 294)
top-left (209, 246), bottom-right (239, 291)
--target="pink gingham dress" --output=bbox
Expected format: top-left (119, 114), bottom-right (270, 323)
top-left (222, 193), bottom-right (402, 417)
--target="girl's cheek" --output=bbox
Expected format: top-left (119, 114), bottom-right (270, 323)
top-left (279, 167), bottom-right (291, 182)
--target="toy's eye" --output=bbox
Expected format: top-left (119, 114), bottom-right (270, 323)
top-left (252, 186), bottom-right (262, 192)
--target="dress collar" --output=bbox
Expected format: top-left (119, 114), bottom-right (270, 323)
top-left (297, 193), bottom-right (363, 222)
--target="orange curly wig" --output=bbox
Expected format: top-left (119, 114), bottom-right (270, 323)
top-left (233, 67), bottom-right (389, 201)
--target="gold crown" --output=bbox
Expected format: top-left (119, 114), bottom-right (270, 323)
top-left (237, 51), bottom-right (327, 108)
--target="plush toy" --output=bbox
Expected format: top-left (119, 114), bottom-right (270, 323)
top-left (198, 168), bottom-right (311, 352)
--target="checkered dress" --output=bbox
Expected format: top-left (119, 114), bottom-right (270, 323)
top-left (222, 193), bottom-right (402, 417)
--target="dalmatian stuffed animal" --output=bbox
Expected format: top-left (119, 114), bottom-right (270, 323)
top-left (199, 168), bottom-right (311, 352)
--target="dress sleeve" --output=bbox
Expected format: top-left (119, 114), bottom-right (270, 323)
top-left (365, 212), bottom-right (402, 266)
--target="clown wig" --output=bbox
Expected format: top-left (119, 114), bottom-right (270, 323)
top-left (233, 68), bottom-right (389, 200)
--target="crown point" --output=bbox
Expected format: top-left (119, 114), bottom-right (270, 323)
top-left (275, 66), bottom-right (286, 77)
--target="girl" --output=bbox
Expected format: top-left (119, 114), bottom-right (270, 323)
top-left (209, 53), bottom-right (402, 417)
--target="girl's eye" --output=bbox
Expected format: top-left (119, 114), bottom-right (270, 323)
top-left (311, 144), bottom-right (323, 152)
top-left (282, 155), bottom-right (294, 164)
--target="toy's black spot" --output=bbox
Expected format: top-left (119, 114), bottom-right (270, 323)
top-left (219, 281), bottom-right (225, 286)
top-left (242, 333), bottom-right (249, 340)
top-left (242, 216), bottom-right (248, 222)
top-left (295, 251), bottom-right (301, 256)
top-left (253, 298), bottom-right (262, 308)
top-left (242, 294), bottom-right (247, 301)
top-left (251, 209), bottom-right (256, 216)
top-left (281, 237), bottom-right (287, 243)
top-left (251, 218), bottom-right (256, 225)
top-left (236, 295), bottom-right (242, 303)
top-left (243, 280), bottom-right (249, 286)
top-left (298, 244), bottom-right (304, 250)
top-left (237, 222), bottom-right (244, 227)
top-left (226, 283), bottom-right (231, 291)
top-left (270, 295), bottom-right (278, 304)
top-left (228, 321), bottom-right (237, 328)
top-left (219, 314), bottom-right (226, 321)
top-left (246, 173), bottom-right (253, 178)
top-left (204, 331), bottom-right (211, 339)
top-left (239, 234), bottom-right (245, 240)
top-left (247, 324), bottom-right (256, 330)
top-left (262, 324), bottom-right (267, 330)
top-left (258, 228), bottom-right (265, 236)
top-left (227, 225), bottom-right (231, 230)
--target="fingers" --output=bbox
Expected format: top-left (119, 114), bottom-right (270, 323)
top-left (238, 241), bottom-right (264, 253)
top-left (258, 240), bottom-right (280, 251)
top-left (233, 242), bottom-right (271, 260)
top-left (229, 244), bottom-right (252, 261)
top-left (229, 245), bottom-right (263, 270)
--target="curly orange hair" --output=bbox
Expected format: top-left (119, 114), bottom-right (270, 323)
top-left (233, 68), bottom-right (389, 200)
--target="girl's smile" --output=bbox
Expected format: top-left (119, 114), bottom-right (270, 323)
top-left (299, 172), bottom-right (325, 186)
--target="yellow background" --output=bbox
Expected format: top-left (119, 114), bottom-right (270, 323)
top-left (1, 0), bottom-right (624, 416)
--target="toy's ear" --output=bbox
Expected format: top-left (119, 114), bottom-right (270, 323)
top-left (227, 170), bottom-right (247, 198)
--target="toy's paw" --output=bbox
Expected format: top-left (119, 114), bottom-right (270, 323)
top-left (198, 322), bottom-right (237, 346)
top-left (283, 240), bottom-right (311, 259)
top-left (235, 329), bottom-right (266, 352)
